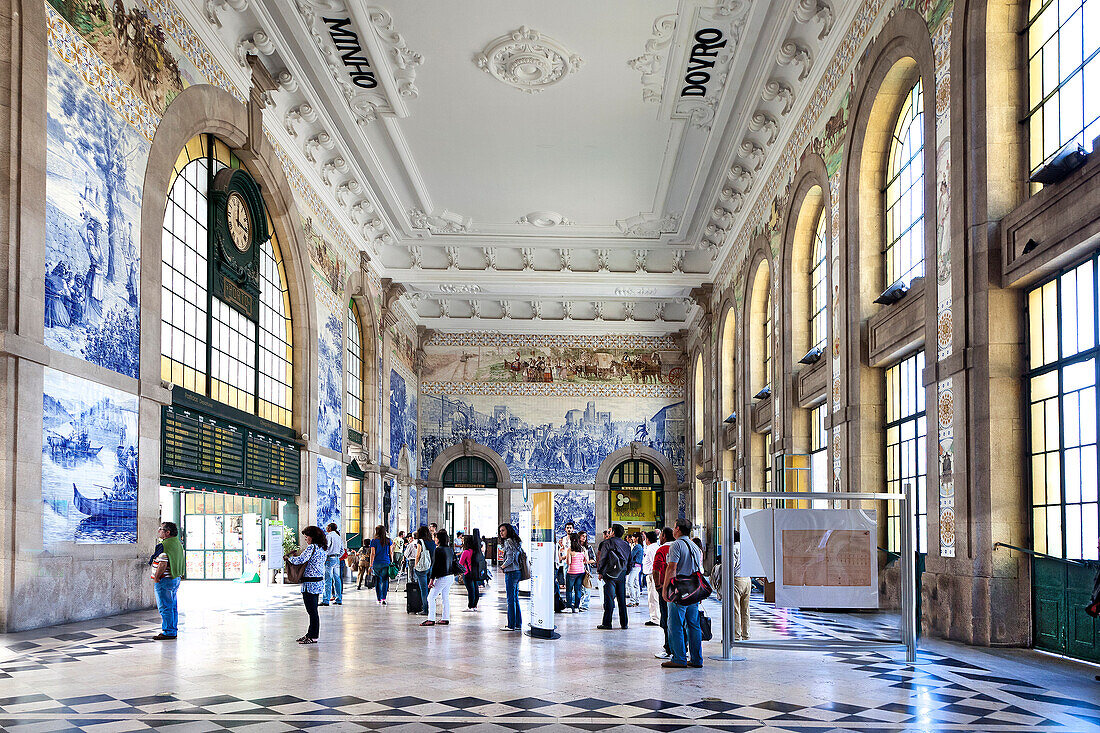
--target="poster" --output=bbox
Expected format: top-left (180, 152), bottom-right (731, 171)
top-left (773, 509), bottom-right (877, 609)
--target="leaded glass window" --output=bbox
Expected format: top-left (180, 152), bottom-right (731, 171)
top-left (1027, 253), bottom-right (1099, 560)
top-left (885, 351), bottom-right (927, 553)
top-left (1026, 0), bottom-right (1100, 176)
top-left (883, 81), bottom-right (925, 289)
top-left (346, 301), bottom-right (364, 434)
top-left (160, 134), bottom-right (294, 428)
top-left (810, 212), bottom-right (828, 352)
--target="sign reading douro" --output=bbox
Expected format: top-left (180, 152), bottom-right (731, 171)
top-left (680, 29), bottom-right (727, 98)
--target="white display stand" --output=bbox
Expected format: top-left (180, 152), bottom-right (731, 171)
top-left (527, 489), bottom-right (559, 639)
top-left (713, 484), bottom-right (917, 664)
top-left (518, 479), bottom-right (533, 595)
top-left (772, 508), bottom-right (878, 609)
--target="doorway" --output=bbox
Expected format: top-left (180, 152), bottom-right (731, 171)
top-left (608, 458), bottom-right (664, 535)
top-left (442, 455), bottom-right (499, 539)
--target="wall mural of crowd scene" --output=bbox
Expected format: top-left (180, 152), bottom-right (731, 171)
top-left (45, 52), bottom-right (148, 379)
top-left (388, 368), bottom-right (417, 472)
top-left (316, 294), bottom-right (343, 454)
top-left (316, 456), bottom-right (341, 531)
top-left (554, 490), bottom-right (596, 536)
top-left (419, 394), bottom-right (685, 484)
top-left (42, 368), bottom-right (138, 545)
top-left (422, 341), bottom-right (682, 386)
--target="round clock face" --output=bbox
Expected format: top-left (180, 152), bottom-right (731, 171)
top-left (227, 192), bottom-right (252, 252)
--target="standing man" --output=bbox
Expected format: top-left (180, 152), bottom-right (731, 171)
top-left (321, 522), bottom-right (344, 606)
top-left (642, 530), bottom-right (661, 626)
top-left (732, 530), bottom-right (752, 640)
top-left (662, 519), bottom-right (703, 669)
top-left (596, 524), bottom-right (631, 630)
top-left (651, 527), bottom-right (676, 659)
top-left (150, 522), bottom-right (185, 640)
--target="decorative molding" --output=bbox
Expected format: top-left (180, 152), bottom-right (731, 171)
top-left (516, 210), bottom-right (574, 227)
top-left (408, 208), bottom-right (473, 234)
top-left (438, 283), bottom-right (482, 294)
top-left (426, 332), bottom-right (679, 350)
top-left (474, 26), bottom-right (584, 94)
top-left (629, 13), bottom-right (678, 103)
top-left (776, 39), bottom-right (813, 81)
top-left (761, 78), bottom-right (795, 115)
top-left (616, 212), bottom-right (681, 238)
top-left (366, 7), bottom-right (424, 99)
top-left (794, 0), bottom-right (836, 40)
top-left (420, 381), bottom-right (685, 399)
top-left (204, 0), bottom-right (250, 28)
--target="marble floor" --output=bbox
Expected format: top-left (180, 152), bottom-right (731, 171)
top-left (0, 576), bottom-right (1098, 733)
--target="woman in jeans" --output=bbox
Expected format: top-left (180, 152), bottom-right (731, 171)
top-left (564, 533), bottom-right (587, 612)
top-left (411, 526), bottom-right (433, 613)
top-left (459, 534), bottom-right (480, 611)
top-left (284, 525), bottom-right (327, 645)
top-left (421, 529), bottom-right (455, 626)
top-left (499, 523), bottom-right (523, 631)
top-left (368, 524), bottom-right (392, 606)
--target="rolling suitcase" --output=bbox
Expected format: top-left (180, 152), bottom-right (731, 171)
top-left (406, 581), bottom-right (423, 614)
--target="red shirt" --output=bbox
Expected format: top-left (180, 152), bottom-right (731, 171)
top-left (652, 543), bottom-right (672, 583)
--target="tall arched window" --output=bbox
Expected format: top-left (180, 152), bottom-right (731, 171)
top-left (763, 290), bottom-right (773, 390)
top-left (1026, 0), bottom-right (1099, 177)
top-left (810, 213), bottom-right (827, 351)
top-left (160, 134), bottom-right (293, 427)
top-left (884, 80), bottom-right (925, 289)
top-left (346, 301), bottom-right (364, 435)
top-left (885, 351), bottom-right (927, 552)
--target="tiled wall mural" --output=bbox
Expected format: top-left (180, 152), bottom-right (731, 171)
top-left (316, 456), bottom-right (341, 530)
top-left (44, 50), bottom-right (147, 379)
top-left (316, 288), bottom-right (343, 455)
top-left (42, 367), bottom-right (138, 545)
top-left (388, 367), bottom-right (418, 473)
top-left (554, 491), bottom-right (596, 536)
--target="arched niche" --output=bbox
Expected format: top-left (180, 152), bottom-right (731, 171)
top-left (594, 443), bottom-right (681, 529)
top-left (345, 267), bottom-right (380, 458)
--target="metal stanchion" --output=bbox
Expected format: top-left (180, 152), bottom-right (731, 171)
top-left (901, 484), bottom-right (918, 663)
top-left (711, 482), bottom-right (746, 662)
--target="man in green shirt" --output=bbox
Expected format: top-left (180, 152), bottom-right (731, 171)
top-left (150, 521), bottom-right (185, 640)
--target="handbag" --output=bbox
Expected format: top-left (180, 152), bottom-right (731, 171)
top-left (699, 610), bottom-right (713, 641)
top-left (284, 559), bottom-right (306, 584)
top-left (582, 572), bottom-right (593, 589)
top-left (387, 563), bottom-right (400, 579)
top-left (518, 549), bottom-right (531, 581)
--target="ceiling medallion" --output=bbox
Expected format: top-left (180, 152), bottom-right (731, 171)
top-left (517, 210), bottom-right (574, 228)
top-left (475, 27), bottom-right (584, 93)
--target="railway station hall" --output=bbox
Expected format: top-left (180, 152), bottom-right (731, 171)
top-left (2, 0), bottom-right (1100, 731)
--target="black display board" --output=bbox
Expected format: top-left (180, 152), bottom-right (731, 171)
top-left (161, 388), bottom-right (300, 499)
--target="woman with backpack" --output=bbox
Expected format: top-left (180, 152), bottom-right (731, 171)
top-left (499, 523), bottom-right (524, 631)
top-left (421, 529), bottom-right (455, 626)
top-left (459, 533), bottom-right (481, 611)
top-left (284, 525), bottom-right (328, 645)
top-left (368, 525), bottom-right (393, 606)
top-left (411, 526), bottom-right (433, 614)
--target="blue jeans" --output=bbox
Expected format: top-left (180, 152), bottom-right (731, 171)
top-left (415, 569), bottom-right (430, 610)
top-left (323, 557), bottom-right (342, 603)
top-left (504, 569), bottom-right (522, 629)
top-left (565, 572), bottom-right (584, 609)
top-left (373, 564), bottom-right (390, 602)
top-left (154, 577), bottom-right (180, 636)
top-left (668, 600), bottom-right (703, 666)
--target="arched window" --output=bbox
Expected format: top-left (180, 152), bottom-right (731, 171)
top-left (810, 213), bottom-right (827, 351)
top-left (763, 290), bottom-right (773, 390)
top-left (883, 80), bottom-right (925, 289)
top-left (346, 301), bottom-right (364, 435)
top-left (885, 351), bottom-right (927, 553)
top-left (442, 456), bottom-right (498, 487)
top-left (160, 134), bottom-right (293, 427)
top-left (1026, 0), bottom-right (1100, 177)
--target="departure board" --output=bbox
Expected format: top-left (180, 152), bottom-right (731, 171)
top-left (246, 432), bottom-right (300, 495)
top-left (162, 407), bottom-right (245, 484)
top-left (162, 402), bottom-right (299, 497)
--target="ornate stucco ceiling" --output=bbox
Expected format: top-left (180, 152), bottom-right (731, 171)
top-left (190, 0), bottom-right (856, 334)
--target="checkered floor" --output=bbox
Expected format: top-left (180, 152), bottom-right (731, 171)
top-left (0, 582), bottom-right (1097, 733)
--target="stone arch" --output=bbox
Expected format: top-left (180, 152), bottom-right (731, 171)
top-left (781, 154), bottom-right (832, 456)
top-left (139, 84), bottom-right (318, 442)
top-left (426, 440), bottom-right (513, 487)
top-left (717, 295), bottom-right (738, 482)
top-left (741, 238), bottom-right (772, 494)
top-left (839, 8), bottom-right (937, 496)
top-left (594, 443), bottom-right (681, 528)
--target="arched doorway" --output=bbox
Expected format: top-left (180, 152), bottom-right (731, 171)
top-left (442, 455), bottom-right (498, 539)
top-left (608, 458), bottom-right (664, 535)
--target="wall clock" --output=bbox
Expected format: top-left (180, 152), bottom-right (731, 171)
top-left (211, 167), bottom-right (267, 320)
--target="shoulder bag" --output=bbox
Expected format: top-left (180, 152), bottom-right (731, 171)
top-left (669, 538), bottom-right (713, 606)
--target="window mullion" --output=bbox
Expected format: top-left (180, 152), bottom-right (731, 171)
top-left (204, 134), bottom-right (215, 402)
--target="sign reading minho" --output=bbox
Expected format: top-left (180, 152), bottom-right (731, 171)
top-left (323, 17), bottom-right (378, 89)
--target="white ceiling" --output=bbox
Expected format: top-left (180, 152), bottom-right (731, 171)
top-left (190, 0), bottom-right (852, 334)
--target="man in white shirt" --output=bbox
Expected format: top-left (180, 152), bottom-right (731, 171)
top-left (642, 530), bottom-right (660, 626)
top-left (321, 523), bottom-right (344, 606)
top-left (732, 530), bottom-right (751, 640)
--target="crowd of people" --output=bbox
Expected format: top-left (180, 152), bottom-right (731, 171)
top-left (148, 516), bottom-right (755, 668)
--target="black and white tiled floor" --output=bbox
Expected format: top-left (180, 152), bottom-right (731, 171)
top-left (0, 582), bottom-right (1097, 733)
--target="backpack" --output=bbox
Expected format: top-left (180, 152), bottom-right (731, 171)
top-left (413, 541), bottom-right (431, 573)
top-left (601, 542), bottom-right (627, 579)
